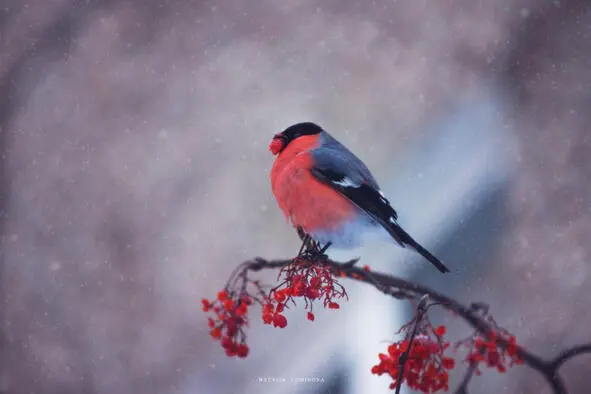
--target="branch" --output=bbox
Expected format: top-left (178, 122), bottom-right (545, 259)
top-left (549, 344), bottom-right (591, 371)
top-left (236, 256), bottom-right (591, 394)
top-left (454, 342), bottom-right (486, 394)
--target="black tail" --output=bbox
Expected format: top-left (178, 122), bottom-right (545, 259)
top-left (386, 222), bottom-right (450, 274)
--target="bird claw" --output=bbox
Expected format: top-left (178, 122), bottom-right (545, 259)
top-left (300, 249), bottom-right (328, 262)
top-left (296, 226), bottom-right (307, 242)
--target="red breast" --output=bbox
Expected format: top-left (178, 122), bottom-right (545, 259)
top-left (270, 134), bottom-right (357, 232)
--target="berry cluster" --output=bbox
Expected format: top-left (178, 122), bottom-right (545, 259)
top-left (262, 260), bottom-right (347, 328)
top-left (464, 332), bottom-right (523, 374)
top-left (202, 290), bottom-right (251, 358)
top-left (371, 326), bottom-right (452, 392)
top-left (371, 322), bottom-right (524, 393)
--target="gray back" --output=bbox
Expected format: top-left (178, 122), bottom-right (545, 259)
top-left (310, 132), bottom-right (381, 190)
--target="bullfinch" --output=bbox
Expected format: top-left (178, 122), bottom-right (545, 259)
top-left (269, 122), bottom-right (450, 274)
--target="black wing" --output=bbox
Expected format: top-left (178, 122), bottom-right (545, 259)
top-left (310, 167), bottom-right (402, 245)
top-left (311, 166), bottom-right (450, 273)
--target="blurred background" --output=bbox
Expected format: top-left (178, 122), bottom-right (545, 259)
top-left (1, 0), bottom-right (590, 393)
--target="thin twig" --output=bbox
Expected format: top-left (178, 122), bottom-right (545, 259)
top-left (454, 362), bottom-right (477, 394)
top-left (395, 295), bottom-right (430, 394)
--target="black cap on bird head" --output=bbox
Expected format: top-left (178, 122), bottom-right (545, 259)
top-left (269, 122), bottom-right (324, 155)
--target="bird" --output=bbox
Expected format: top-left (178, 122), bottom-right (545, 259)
top-left (269, 122), bottom-right (450, 274)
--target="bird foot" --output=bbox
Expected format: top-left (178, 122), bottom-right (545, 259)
top-left (300, 249), bottom-right (329, 262)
